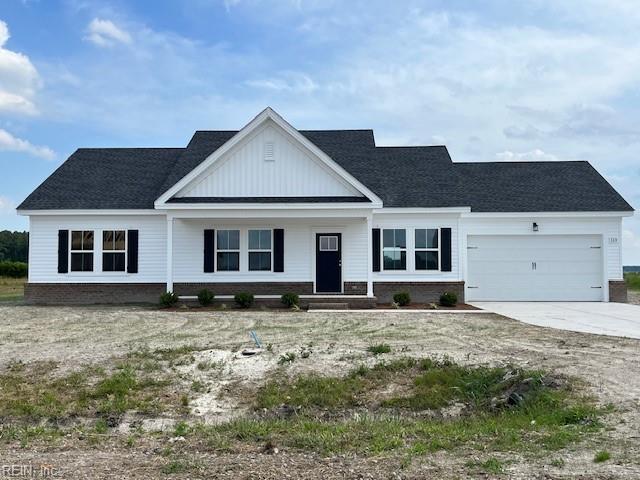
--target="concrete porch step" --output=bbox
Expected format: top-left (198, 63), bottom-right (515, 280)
top-left (308, 302), bottom-right (349, 310)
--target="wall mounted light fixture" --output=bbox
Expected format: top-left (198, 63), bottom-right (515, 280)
top-left (532, 222), bottom-right (539, 232)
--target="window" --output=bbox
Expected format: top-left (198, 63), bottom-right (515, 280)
top-left (382, 229), bottom-right (406, 270)
top-left (103, 230), bottom-right (126, 272)
top-left (70, 230), bottom-right (94, 272)
top-left (248, 229), bottom-right (272, 271)
top-left (216, 230), bottom-right (240, 271)
top-left (319, 235), bottom-right (338, 251)
top-left (415, 228), bottom-right (439, 270)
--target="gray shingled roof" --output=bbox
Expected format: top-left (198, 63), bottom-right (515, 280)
top-left (19, 148), bottom-right (183, 210)
top-left (18, 130), bottom-right (633, 212)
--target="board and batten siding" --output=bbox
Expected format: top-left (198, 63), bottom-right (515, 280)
top-left (371, 213), bottom-right (461, 282)
top-left (176, 120), bottom-right (361, 198)
top-left (28, 215), bottom-right (167, 283)
top-left (460, 216), bottom-right (624, 281)
top-left (171, 218), bottom-right (369, 283)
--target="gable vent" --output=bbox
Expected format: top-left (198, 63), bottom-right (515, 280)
top-left (264, 142), bottom-right (275, 161)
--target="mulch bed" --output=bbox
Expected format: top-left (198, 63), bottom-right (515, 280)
top-left (374, 303), bottom-right (479, 310)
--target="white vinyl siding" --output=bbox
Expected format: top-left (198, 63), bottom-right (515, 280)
top-left (176, 120), bottom-right (361, 198)
top-left (28, 215), bottom-right (166, 283)
top-left (172, 218), bottom-right (368, 283)
top-left (373, 213), bottom-right (460, 281)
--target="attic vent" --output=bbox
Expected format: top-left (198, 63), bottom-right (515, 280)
top-left (264, 142), bottom-right (275, 161)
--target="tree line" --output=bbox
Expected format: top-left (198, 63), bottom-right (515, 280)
top-left (0, 231), bottom-right (28, 263)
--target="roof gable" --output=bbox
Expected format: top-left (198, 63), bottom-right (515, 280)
top-left (173, 119), bottom-right (364, 199)
top-left (155, 107), bottom-right (382, 206)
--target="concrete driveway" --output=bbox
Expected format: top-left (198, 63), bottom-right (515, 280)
top-left (471, 302), bottom-right (640, 339)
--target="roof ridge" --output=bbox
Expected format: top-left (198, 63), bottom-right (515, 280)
top-left (75, 147), bottom-right (184, 151)
top-left (456, 160), bottom-right (589, 165)
top-left (375, 145), bottom-right (446, 149)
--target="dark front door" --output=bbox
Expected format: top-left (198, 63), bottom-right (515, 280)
top-left (316, 233), bottom-right (342, 293)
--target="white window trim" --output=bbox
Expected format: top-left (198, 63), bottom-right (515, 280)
top-left (377, 226), bottom-right (449, 275)
top-left (69, 230), bottom-right (95, 273)
top-left (248, 228), bottom-right (273, 272)
top-left (415, 228), bottom-right (441, 272)
top-left (102, 229), bottom-right (127, 273)
top-left (215, 229), bottom-right (241, 272)
top-left (319, 235), bottom-right (339, 251)
top-left (382, 228), bottom-right (407, 271)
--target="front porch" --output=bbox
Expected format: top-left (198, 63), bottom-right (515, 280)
top-left (164, 207), bottom-right (376, 305)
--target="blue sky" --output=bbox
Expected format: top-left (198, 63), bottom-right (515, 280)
top-left (1, 0), bottom-right (639, 263)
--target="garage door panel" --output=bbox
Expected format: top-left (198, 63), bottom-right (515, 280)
top-left (467, 259), bottom-right (533, 275)
top-left (467, 235), bottom-right (603, 301)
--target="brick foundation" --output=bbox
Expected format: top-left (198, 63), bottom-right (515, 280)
top-left (609, 280), bottom-right (628, 303)
top-left (24, 283), bottom-right (166, 305)
top-left (173, 282), bottom-right (314, 296)
top-left (24, 281), bottom-right (376, 308)
top-left (343, 282), bottom-right (367, 295)
top-left (373, 281), bottom-right (465, 304)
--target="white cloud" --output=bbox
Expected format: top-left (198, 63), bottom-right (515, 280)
top-left (246, 72), bottom-right (318, 93)
top-left (0, 195), bottom-right (16, 214)
top-left (495, 149), bottom-right (560, 162)
top-left (85, 18), bottom-right (132, 47)
top-left (0, 20), bottom-right (40, 115)
top-left (0, 128), bottom-right (55, 160)
top-left (504, 124), bottom-right (543, 140)
top-left (622, 223), bottom-right (640, 265)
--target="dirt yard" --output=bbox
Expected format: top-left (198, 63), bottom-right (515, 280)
top-left (0, 305), bottom-right (639, 479)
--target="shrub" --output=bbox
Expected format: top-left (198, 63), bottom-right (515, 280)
top-left (159, 291), bottom-right (179, 308)
top-left (197, 289), bottom-right (215, 306)
top-left (234, 292), bottom-right (254, 308)
top-left (278, 352), bottom-right (296, 365)
top-left (439, 292), bottom-right (458, 307)
top-left (367, 344), bottom-right (391, 355)
top-left (594, 450), bottom-right (611, 463)
top-left (281, 293), bottom-right (300, 308)
top-left (0, 261), bottom-right (27, 278)
top-left (393, 292), bottom-right (411, 306)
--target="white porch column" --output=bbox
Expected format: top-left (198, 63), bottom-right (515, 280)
top-left (366, 214), bottom-right (374, 297)
top-left (166, 215), bottom-right (174, 293)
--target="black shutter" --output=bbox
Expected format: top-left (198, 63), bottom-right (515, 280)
top-left (273, 228), bottom-right (284, 272)
top-left (372, 228), bottom-right (381, 272)
top-left (127, 230), bottom-right (139, 273)
top-left (441, 227), bottom-right (452, 272)
top-left (58, 230), bottom-right (68, 273)
top-left (204, 229), bottom-right (215, 273)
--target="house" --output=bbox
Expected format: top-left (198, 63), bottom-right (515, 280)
top-left (17, 108), bottom-right (634, 307)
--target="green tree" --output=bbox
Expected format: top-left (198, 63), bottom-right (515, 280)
top-left (0, 231), bottom-right (29, 262)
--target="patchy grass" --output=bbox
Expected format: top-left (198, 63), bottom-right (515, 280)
top-left (0, 358), bottom-right (179, 428)
top-left (624, 272), bottom-right (640, 291)
top-left (367, 344), bottom-right (392, 355)
top-left (190, 403), bottom-right (600, 457)
top-left (257, 356), bottom-right (552, 413)
top-left (467, 457), bottom-right (505, 474)
top-left (278, 352), bottom-right (296, 365)
top-left (0, 276), bottom-right (24, 301)
top-left (200, 357), bottom-right (603, 457)
top-left (594, 450), bottom-right (611, 463)
top-left (0, 425), bottom-right (62, 447)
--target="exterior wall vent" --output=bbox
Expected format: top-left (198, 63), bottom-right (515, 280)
top-left (264, 142), bottom-right (275, 161)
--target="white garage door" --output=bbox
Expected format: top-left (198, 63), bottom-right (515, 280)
top-left (466, 235), bottom-right (603, 301)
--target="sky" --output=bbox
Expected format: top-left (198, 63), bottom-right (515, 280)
top-left (0, 0), bottom-right (638, 263)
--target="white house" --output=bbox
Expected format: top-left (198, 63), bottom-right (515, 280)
top-left (18, 108), bottom-right (634, 306)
